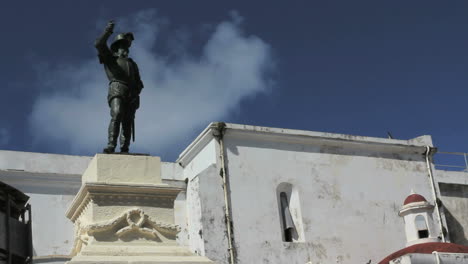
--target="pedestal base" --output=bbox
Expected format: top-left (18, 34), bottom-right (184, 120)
top-left (66, 154), bottom-right (213, 264)
top-left (68, 256), bottom-right (212, 264)
top-left (67, 244), bottom-right (213, 264)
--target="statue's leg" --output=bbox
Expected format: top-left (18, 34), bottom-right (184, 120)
top-left (104, 97), bottom-right (123, 153)
top-left (120, 101), bottom-right (133, 153)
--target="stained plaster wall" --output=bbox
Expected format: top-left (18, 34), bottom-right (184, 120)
top-left (0, 150), bottom-right (184, 264)
top-left (435, 169), bottom-right (468, 246)
top-left (179, 138), bottom-right (229, 260)
top-left (220, 131), bottom-right (437, 264)
top-left (195, 164), bottom-right (230, 263)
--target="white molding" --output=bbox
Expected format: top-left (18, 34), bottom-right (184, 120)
top-left (177, 123), bottom-right (217, 167)
top-left (399, 201), bottom-right (434, 216)
top-left (0, 169), bottom-right (81, 190)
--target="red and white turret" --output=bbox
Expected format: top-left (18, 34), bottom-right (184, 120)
top-left (379, 190), bottom-right (468, 264)
top-left (398, 191), bottom-right (439, 246)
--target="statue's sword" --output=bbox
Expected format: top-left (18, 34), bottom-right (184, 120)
top-left (132, 116), bottom-right (135, 142)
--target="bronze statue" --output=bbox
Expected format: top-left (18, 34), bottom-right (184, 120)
top-left (95, 20), bottom-right (144, 154)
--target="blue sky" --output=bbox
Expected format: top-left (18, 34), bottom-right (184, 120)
top-left (2, 1), bottom-right (468, 162)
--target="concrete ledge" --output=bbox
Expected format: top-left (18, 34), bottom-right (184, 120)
top-left (0, 150), bottom-right (92, 175)
top-left (0, 151), bottom-right (184, 194)
top-left (34, 255), bottom-right (72, 263)
top-left (435, 170), bottom-right (468, 185)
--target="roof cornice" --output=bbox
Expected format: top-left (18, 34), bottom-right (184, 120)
top-left (177, 122), bottom-right (434, 167)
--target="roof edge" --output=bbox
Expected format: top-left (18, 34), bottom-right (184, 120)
top-left (176, 122), bottom-right (218, 167)
top-left (177, 122), bottom-right (434, 167)
top-left (224, 123), bottom-right (433, 147)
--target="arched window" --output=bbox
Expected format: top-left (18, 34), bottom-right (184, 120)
top-left (415, 215), bottom-right (429, 238)
top-left (276, 183), bottom-right (304, 242)
top-left (279, 192), bottom-right (295, 242)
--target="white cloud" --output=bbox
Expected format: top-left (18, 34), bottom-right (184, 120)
top-left (29, 10), bottom-right (274, 157)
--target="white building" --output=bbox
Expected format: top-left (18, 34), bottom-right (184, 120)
top-left (1, 122), bottom-right (468, 264)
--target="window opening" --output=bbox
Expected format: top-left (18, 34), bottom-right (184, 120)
top-left (415, 215), bottom-right (429, 238)
top-left (280, 192), bottom-right (295, 242)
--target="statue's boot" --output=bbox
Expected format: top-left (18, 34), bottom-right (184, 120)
top-left (103, 117), bottom-right (120, 154)
top-left (120, 113), bottom-right (132, 153)
top-left (120, 146), bottom-right (129, 153)
top-left (104, 117), bottom-right (120, 154)
top-left (103, 147), bottom-right (115, 154)
top-left (104, 98), bottom-right (124, 154)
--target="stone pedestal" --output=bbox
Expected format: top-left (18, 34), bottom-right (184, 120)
top-left (65, 154), bottom-right (213, 264)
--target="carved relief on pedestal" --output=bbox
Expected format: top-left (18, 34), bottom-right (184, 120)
top-left (71, 206), bottom-right (181, 255)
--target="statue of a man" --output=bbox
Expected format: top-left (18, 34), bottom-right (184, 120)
top-left (95, 21), bottom-right (144, 154)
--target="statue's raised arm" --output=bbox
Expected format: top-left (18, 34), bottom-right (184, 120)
top-left (95, 20), bottom-right (115, 64)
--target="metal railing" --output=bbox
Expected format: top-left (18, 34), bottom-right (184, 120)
top-left (434, 151), bottom-right (468, 171)
top-left (0, 182), bottom-right (32, 264)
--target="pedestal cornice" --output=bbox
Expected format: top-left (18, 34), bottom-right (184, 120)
top-left (66, 183), bottom-right (182, 222)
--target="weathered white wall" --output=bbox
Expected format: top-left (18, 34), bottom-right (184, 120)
top-left (435, 169), bottom-right (468, 246)
top-left (179, 138), bottom-right (229, 260)
top-left (196, 164), bottom-right (230, 263)
top-left (219, 129), bottom-right (436, 264)
top-left (174, 124), bottom-right (452, 264)
top-left (29, 193), bottom-right (76, 256)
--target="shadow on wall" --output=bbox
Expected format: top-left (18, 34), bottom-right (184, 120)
top-left (444, 209), bottom-right (468, 245)
top-left (439, 183), bottom-right (468, 245)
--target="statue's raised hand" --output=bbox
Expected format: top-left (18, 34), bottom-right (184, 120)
top-left (105, 20), bottom-right (115, 33)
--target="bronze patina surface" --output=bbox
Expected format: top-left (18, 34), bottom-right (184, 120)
top-left (95, 21), bottom-right (144, 154)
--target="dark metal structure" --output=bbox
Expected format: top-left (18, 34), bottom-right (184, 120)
top-left (95, 20), bottom-right (144, 154)
top-left (0, 182), bottom-right (32, 264)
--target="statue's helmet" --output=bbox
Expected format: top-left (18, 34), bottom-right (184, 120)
top-left (110, 32), bottom-right (135, 52)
